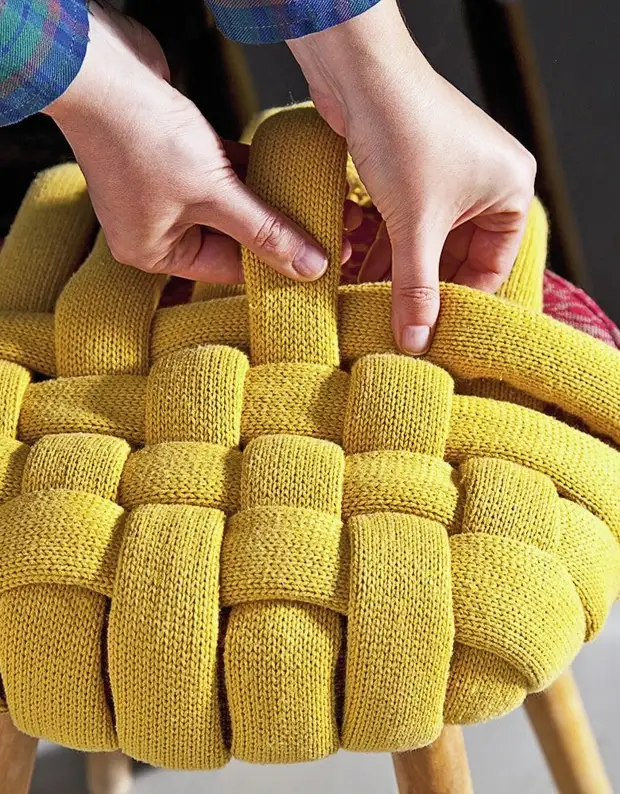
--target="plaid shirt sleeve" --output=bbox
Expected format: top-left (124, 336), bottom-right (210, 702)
top-left (207, 0), bottom-right (381, 44)
top-left (0, 0), bottom-right (89, 127)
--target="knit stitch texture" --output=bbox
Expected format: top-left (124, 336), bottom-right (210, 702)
top-left (0, 107), bottom-right (618, 768)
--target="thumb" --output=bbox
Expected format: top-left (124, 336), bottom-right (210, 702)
top-left (193, 175), bottom-right (329, 282)
top-left (389, 218), bottom-right (445, 356)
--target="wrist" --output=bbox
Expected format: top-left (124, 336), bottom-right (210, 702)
top-left (288, 0), bottom-right (430, 135)
top-left (44, 3), bottom-right (171, 134)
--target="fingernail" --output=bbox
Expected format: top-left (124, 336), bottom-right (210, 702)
top-left (401, 325), bottom-right (432, 356)
top-left (292, 246), bottom-right (328, 280)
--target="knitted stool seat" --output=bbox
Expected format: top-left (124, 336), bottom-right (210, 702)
top-left (0, 107), bottom-right (618, 770)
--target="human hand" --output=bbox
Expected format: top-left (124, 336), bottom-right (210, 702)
top-left (44, 3), bottom-right (361, 283)
top-left (289, 0), bottom-right (537, 354)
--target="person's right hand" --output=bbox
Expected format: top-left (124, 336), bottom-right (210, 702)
top-left (44, 2), bottom-right (344, 284)
top-left (289, 0), bottom-right (537, 354)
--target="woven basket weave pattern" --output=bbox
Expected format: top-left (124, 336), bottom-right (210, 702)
top-left (0, 108), bottom-right (618, 769)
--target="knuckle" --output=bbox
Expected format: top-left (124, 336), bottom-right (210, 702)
top-left (107, 241), bottom-right (134, 267)
top-left (109, 241), bottom-right (162, 273)
top-left (398, 283), bottom-right (439, 307)
top-left (514, 149), bottom-right (537, 195)
top-left (253, 215), bottom-right (296, 259)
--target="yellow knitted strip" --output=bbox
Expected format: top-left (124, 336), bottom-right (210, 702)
top-left (0, 434), bottom-right (128, 750)
top-left (220, 109), bottom-right (347, 765)
top-left (0, 164), bottom-right (95, 312)
top-left (55, 232), bottom-right (165, 377)
top-left (0, 361), bottom-right (31, 713)
top-left (342, 355), bottom-right (454, 752)
top-left (191, 282), bottom-right (245, 302)
top-left (19, 374), bottom-right (146, 446)
top-left (243, 108), bottom-right (347, 366)
top-left (343, 451), bottom-right (459, 529)
top-left (457, 199), bottom-right (548, 411)
top-left (497, 198), bottom-right (547, 312)
top-left (0, 490), bottom-right (123, 596)
top-left (241, 362), bottom-right (349, 444)
top-left (0, 312), bottom-right (55, 375)
top-left (120, 441), bottom-right (241, 513)
top-left (432, 285), bottom-right (620, 444)
top-left (109, 345), bottom-right (248, 769)
top-left (151, 279), bottom-right (620, 444)
top-left (222, 505), bottom-right (348, 612)
top-left (23, 432), bottom-right (129, 499)
top-left (0, 440), bottom-right (28, 506)
top-left (447, 395), bottom-right (620, 540)
top-left (152, 295), bottom-right (248, 362)
top-left (0, 361), bottom-right (30, 439)
top-left (225, 434), bottom-right (344, 763)
top-left (110, 503), bottom-right (228, 769)
top-left (557, 499), bottom-right (620, 642)
top-left (345, 512), bottom-right (453, 751)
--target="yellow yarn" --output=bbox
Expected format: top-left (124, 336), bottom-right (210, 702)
top-left (0, 107), bottom-right (618, 769)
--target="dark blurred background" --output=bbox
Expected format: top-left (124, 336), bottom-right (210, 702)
top-left (1, 0), bottom-right (618, 321)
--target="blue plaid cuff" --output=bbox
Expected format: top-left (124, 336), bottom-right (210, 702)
top-left (209, 0), bottom-right (381, 44)
top-left (0, 0), bottom-right (89, 127)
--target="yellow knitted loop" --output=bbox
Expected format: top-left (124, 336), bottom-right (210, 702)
top-left (0, 164), bottom-right (96, 312)
top-left (241, 363), bottom-right (349, 444)
top-left (225, 433), bottom-right (344, 763)
top-left (0, 490), bottom-right (123, 596)
top-left (243, 108), bottom-right (347, 366)
top-left (109, 344), bottom-right (248, 769)
top-left (222, 505), bottom-right (348, 612)
top-left (0, 311), bottom-right (55, 375)
top-left (120, 441), bottom-right (241, 513)
top-left (19, 374), bottom-right (147, 446)
top-left (343, 451), bottom-right (459, 528)
top-left (0, 433), bottom-right (128, 748)
top-left (342, 354), bottom-right (454, 751)
top-left (55, 232), bottom-right (164, 377)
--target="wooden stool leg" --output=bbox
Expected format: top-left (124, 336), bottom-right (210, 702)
top-left (86, 751), bottom-right (133, 794)
top-left (392, 725), bottom-right (474, 794)
top-left (525, 670), bottom-right (612, 794)
top-left (0, 712), bottom-right (38, 794)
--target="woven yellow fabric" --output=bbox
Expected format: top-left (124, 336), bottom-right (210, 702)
top-left (0, 106), bottom-right (618, 769)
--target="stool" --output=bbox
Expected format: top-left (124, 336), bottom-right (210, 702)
top-left (0, 670), bottom-right (612, 793)
top-left (0, 108), bottom-right (618, 794)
